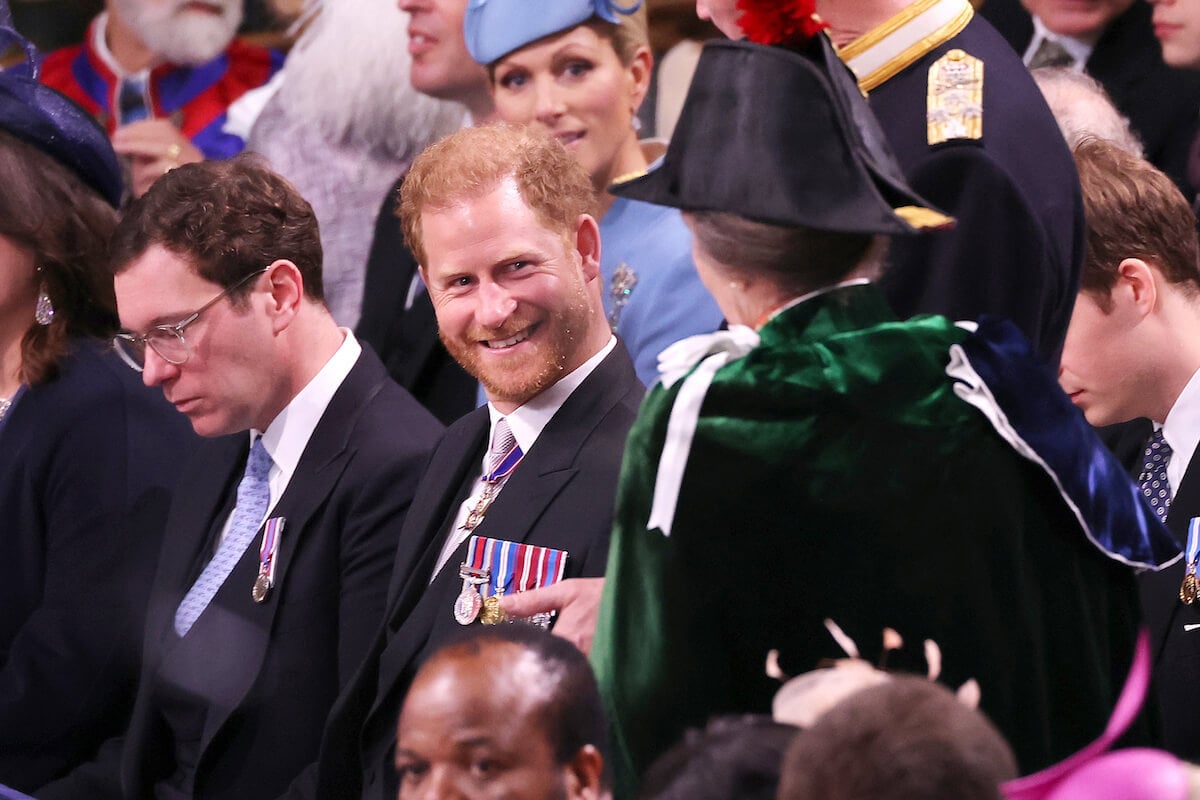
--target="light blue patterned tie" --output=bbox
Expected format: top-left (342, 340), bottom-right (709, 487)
top-left (1139, 429), bottom-right (1173, 523)
top-left (174, 437), bottom-right (272, 636)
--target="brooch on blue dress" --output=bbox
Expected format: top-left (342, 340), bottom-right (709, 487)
top-left (608, 262), bottom-right (638, 329)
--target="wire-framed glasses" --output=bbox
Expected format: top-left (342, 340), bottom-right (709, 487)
top-left (112, 268), bottom-right (268, 372)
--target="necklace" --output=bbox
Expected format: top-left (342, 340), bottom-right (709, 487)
top-left (0, 397), bottom-right (10, 423)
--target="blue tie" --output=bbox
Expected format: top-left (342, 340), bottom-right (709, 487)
top-left (1139, 429), bottom-right (1173, 523)
top-left (117, 74), bottom-right (151, 124)
top-left (174, 437), bottom-right (273, 636)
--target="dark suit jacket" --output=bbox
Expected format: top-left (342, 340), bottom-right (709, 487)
top-left (869, 14), bottom-right (1084, 365)
top-left (39, 346), bottom-right (442, 800)
top-left (354, 177), bottom-right (478, 426)
top-left (285, 342), bottom-right (643, 800)
top-left (0, 341), bottom-right (195, 792)
top-left (980, 0), bottom-right (1200, 196)
top-left (1106, 417), bottom-right (1200, 760)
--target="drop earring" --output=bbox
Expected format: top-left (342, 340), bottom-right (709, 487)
top-left (35, 276), bottom-right (54, 326)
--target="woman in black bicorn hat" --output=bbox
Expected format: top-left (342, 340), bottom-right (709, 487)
top-left (0, 9), bottom-right (194, 793)
top-left (586, 3), bottom-right (1178, 793)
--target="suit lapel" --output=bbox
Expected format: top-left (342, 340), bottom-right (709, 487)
top-left (194, 350), bottom-right (382, 755)
top-left (145, 436), bottom-right (245, 657)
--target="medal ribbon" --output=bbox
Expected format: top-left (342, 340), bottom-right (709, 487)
top-left (466, 535), bottom-right (569, 597)
top-left (483, 443), bottom-right (523, 483)
top-left (258, 517), bottom-right (285, 586)
top-left (1186, 517), bottom-right (1200, 573)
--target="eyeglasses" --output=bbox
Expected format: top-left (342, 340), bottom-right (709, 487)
top-left (112, 268), bottom-right (268, 372)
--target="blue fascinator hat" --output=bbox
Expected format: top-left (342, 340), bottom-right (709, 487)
top-left (0, 1), bottom-right (123, 208)
top-left (464, 0), bottom-right (642, 65)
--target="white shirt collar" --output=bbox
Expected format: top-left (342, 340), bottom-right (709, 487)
top-left (485, 336), bottom-right (617, 457)
top-left (1025, 16), bottom-right (1096, 70)
top-left (92, 12), bottom-right (146, 80)
top-left (252, 329), bottom-right (362, 503)
top-left (1163, 366), bottom-right (1200, 500)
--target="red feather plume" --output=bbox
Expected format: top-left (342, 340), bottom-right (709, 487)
top-left (736, 0), bottom-right (827, 46)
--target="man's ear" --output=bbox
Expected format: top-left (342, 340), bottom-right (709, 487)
top-left (575, 214), bottom-right (602, 283)
top-left (264, 259), bottom-right (305, 334)
top-left (1113, 257), bottom-right (1159, 319)
top-left (563, 744), bottom-right (605, 800)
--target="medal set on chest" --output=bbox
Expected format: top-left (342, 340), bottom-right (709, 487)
top-left (1180, 518), bottom-right (1200, 606)
top-left (454, 535), bottom-right (568, 627)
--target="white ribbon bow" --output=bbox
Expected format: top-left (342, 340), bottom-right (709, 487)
top-left (648, 326), bottom-right (761, 536)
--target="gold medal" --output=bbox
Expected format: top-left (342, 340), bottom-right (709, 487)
top-left (252, 573), bottom-right (272, 604)
top-left (479, 595), bottom-right (506, 625)
top-left (1180, 572), bottom-right (1198, 606)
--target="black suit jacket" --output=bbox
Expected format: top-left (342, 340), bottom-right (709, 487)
top-left (287, 342), bottom-right (643, 800)
top-left (1100, 417), bottom-right (1199, 760)
top-left (869, 14), bottom-right (1084, 365)
top-left (40, 346), bottom-right (442, 800)
top-left (980, 0), bottom-right (1200, 196)
top-left (0, 341), bottom-right (195, 792)
top-left (1110, 418), bottom-right (1200, 761)
top-left (354, 177), bottom-right (477, 426)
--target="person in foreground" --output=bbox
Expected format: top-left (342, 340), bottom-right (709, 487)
top-left (0, 17), bottom-right (195, 791)
top-left (393, 623), bottom-right (610, 800)
top-left (38, 155), bottom-right (442, 799)
top-left (583, 8), bottom-right (1178, 794)
top-left (297, 124), bottom-right (641, 800)
top-left (1058, 138), bottom-right (1200, 762)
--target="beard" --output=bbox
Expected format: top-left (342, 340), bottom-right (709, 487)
top-left (113, 0), bottom-right (244, 66)
top-left (441, 279), bottom-right (596, 409)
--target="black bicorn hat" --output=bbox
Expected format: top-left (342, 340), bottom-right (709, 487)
top-left (0, 1), bottom-right (123, 208)
top-left (611, 29), bottom-right (952, 236)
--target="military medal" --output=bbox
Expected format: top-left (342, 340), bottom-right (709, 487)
top-left (455, 535), bottom-right (570, 625)
top-left (454, 565), bottom-right (490, 625)
top-left (479, 592), bottom-right (506, 626)
top-left (1180, 518), bottom-right (1200, 606)
top-left (252, 517), bottom-right (285, 604)
top-left (459, 436), bottom-right (524, 533)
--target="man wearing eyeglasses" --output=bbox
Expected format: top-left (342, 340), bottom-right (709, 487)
top-left (38, 154), bottom-right (443, 800)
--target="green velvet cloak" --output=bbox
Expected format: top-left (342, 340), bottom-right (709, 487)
top-left (591, 285), bottom-right (1142, 796)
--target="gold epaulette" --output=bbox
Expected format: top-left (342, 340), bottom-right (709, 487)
top-left (927, 48), bottom-right (983, 145)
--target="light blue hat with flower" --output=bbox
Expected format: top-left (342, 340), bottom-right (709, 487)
top-left (464, 0), bottom-right (643, 65)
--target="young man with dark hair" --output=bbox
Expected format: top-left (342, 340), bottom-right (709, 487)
top-left (1060, 137), bottom-right (1200, 761)
top-left (40, 154), bottom-right (442, 800)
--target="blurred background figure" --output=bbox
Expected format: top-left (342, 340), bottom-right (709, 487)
top-left (639, 715), bottom-right (799, 800)
top-left (980, 0), bottom-right (1200, 197)
top-left (1148, 0), bottom-right (1200, 212)
top-left (238, 0), bottom-right (462, 329)
top-left (463, 0), bottom-right (723, 386)
top-left (0, 9), bottom-right (194, 791)
top-left (354, 0), bottom-right (489, 424)
top-left (1032, 66), bottom-right (1144, 152)
top-left (37, 0), bottom-right (282, 199)
top-left (778, 676), bottom-right (1017, 800)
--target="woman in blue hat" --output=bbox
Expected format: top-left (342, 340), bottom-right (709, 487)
top-left (463, 0), bottom-right (723, 386)
top-left (0, 18), bottom-right (195, 793)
